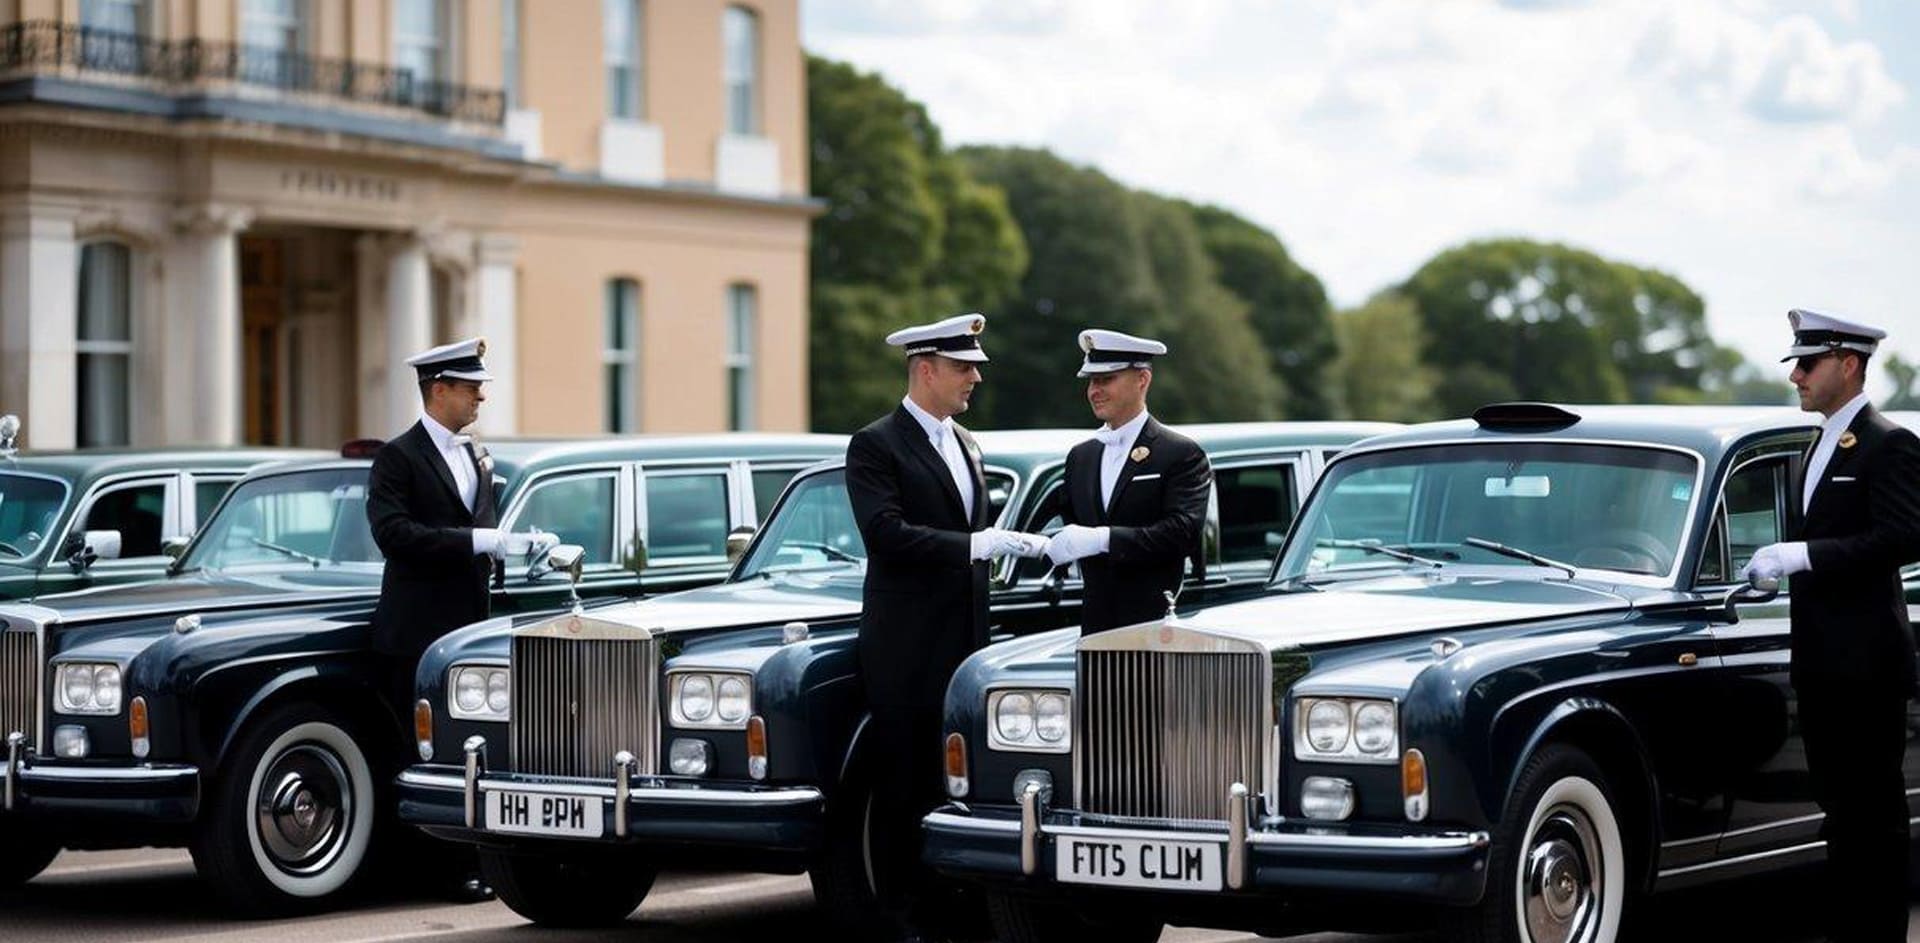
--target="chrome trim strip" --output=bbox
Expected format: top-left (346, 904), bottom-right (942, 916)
top-left (1657, 840), bottom-right (1825, 879)
top-left (398, 769), bottom-right (824, 807)
top-left (16, 763), bottom-right (198, 782)
top-left (1662, 812), bottom-right (1824, 849)
top-left (1019, 781), bottom-right (1042, 875)
top-left (921, 811), bottom-right (1490, 852)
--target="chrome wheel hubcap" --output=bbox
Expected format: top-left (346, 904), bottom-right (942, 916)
top-left (255, 744), bottom-right (352, 876)
top-left (1522, 806), bottom-right (1603, 943)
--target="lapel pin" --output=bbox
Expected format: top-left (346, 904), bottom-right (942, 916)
top-left (1837, 431), bottom-right (1857, 449)
top-left (1130, 446), bottom-right (1150, 463)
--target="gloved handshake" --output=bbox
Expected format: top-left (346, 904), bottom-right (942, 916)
top-left (1044, 524), bottom-right (1110, 567)
top-left (969, 528), bottom-right (1050, 562)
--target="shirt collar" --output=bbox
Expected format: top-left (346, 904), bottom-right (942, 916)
top-left (901, 395), bottom-right (953, 441)
top-left (1096, 410), bottom-right (1151, 448)
top-left (1821, 392), bottom-right (1871, 438)
top-left (420, 411), bottom-right (459, 451)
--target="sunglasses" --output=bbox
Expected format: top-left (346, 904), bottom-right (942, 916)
top-left (1792, 352), bottom-right (1835, 373)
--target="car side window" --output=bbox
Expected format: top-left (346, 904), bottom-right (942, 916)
top-left (750, 468), bottom-right (798, 523)
top-left (645, 473), bottom-right (730, 562)
top-left (985, 471), bottom-right (1016, 524)
top-left (509, 473), bottom-right (618, 565)
top-left (1013, 478), bottom-right (1069, 582)
top-left (1698, 458), bottom-right (1787, 585)
top-left (1215, 462), bottom-right (1299, 565)
top-left (82, 481), bottom-right (168, 558)
top-left (194, 478), bottom-right (238, 528)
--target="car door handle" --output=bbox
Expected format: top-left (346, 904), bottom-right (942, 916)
top-left (1595, 650), bottom-right (1630, 659)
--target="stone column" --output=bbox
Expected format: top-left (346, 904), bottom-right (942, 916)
top-left (471, 234), bottom-right (519, 436)
top-left (354, 233), bottom-right (390, 438)
top-left (386, 234), bottom-right (432, 434)
top-left (168, 204), bottom-right (252, 445)
top-left (0, 202), bottom-right (79, 450)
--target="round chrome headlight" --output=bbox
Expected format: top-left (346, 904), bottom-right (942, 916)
top-left (1354, 702), bottom-right (1395, 754)
top-left (1034, 693), bottom-right (1069, 743)
top-left (716, 675), bottom-right (751, 723)
top-left (996, 692), bottom-right (1035, 743)
top-left (680, 675), bottom-right (715, 722)
top-left (62, 666), bottom-right (95, 710)
top-left (485, 670), bottom-right (510, 714)
top-left (454, 669), bottom-right (487, 713)
top-left (1307, 700), bottom-right (1351, 753)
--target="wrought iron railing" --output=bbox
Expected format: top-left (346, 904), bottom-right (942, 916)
top-left (0, 20), bottom-right (505, 124)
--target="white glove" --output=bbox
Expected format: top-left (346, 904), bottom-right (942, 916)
top-left (470, 527), bottom-right (503, 558)
top-left (970, 528), bottom-right (1050, 561)
top-left (1045, 525), bottom-right (1111, 567)
top-left (1004, 531), bottom-right (1050, 559)
top-left (1740, 542), bottom-right (1811, 582)
top-left (491, 528), bottom-right (557, 561)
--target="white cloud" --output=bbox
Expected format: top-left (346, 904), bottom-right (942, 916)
top-left (803, 0), bottom-right (1920, 376)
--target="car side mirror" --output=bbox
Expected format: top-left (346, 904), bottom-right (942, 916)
top-left (527, 543), bottom-right (586, 585)
top-left (67, 530), bottom-right (122, 573)
top-left (725, 525), bottom-right (757, 565)
top-left (161, 535), bottom-right (191, 563)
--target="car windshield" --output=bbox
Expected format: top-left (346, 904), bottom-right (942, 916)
top-left (1276, 442), bottom-right (1699, 582)
top-left (737, 469), bottom-right (866, 579)
top-left (0, 473), bottom-right (69, 561)
top-left (182, 467), bottom-right (383, 572)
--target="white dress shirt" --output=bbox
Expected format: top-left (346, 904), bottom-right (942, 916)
top-left (1803, 391), bottom-right (1871, 514)
top-left (1094, 410), bottom-right (1151, 508)
top-left (902, 396), bottom-right (975, 521)
top-left (421, 412), bottom-right (497, 556)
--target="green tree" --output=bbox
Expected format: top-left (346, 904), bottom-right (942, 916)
top-left (805, 56), bottom-right (1027, 432)
top-left (955, 147), bottom-right (1284, 427)
top-left (1185, 203), bottom-right (1338, 419)
top-left (1331, 293), bottom-right (1440, 422)
top-left (1883, 354), bottom-right (1920, 411)
top-left (1400, 239), bottom-right (1777, 414)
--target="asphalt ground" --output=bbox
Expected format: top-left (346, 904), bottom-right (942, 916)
top-left (0, 847), bottom-right (1904, 942)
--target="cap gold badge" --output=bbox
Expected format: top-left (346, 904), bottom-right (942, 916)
top-left (1838, 430), bottom-right (1858, 449)
top-left (476, 337), bottom-right (488, 356)
top-left (1130, 446), bottom-right (1150, 462)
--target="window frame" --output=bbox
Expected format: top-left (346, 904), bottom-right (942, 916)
top-left (75, 239), bottom-right (136, 449)
top-left (181, 471), bottom-right (247, 532)
top-left (604, 278), bottom-right (641, 434)
top-left (498, 465), bottom-right (628, 573)
top-left (1211, 452), bottom-right (1308, 572)
top-left (722, 4), bottom-right (760, 135)
top-left (1693, 446), bottom-right (1801, 591)
top-left (239, 0), bottom-right (310, 87)
top-left (58, 472), bottom-right (183, 569)
top-left (726, 284), bottom-right (756, 431)
top-left (603, 0), bottom-right (645, 120)
top-left (636, 463), bottom-right (736, 568)
top-left (393, 0), bottom-right (459, 85)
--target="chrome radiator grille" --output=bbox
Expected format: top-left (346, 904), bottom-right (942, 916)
top-left (1, 627), bottom-right (38, 747)
top-left (509, 634), bottom-right (658, 778)
top-left (1076, 648), bottom-right (1267, 821)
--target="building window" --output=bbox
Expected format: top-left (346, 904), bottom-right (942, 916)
top-left (605, 0), bottom-right (644, 119)
top-left (723, 6), bottom-right (760, 135)
top-left (394, 0), bottom-right (456, 86)
top-left (241, 0), bottom-right (309, 88)
top-left (605, 279), bottom-right (640, 433)
top-left (501, 0), bottom-right (522, 109)
top-left (726, 284), bottom-right (756, 431)
top-left (76, 242), bottom-right (134, 448)
top-left (79, 0), bottom-right (148, 73)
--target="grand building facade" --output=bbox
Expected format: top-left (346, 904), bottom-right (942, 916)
top-left (0, 0), bottom-right (813, 449)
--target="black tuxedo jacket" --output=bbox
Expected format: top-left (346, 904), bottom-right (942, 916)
top-left (367, 421), bottom-right (498, 658)
top-left (1054, 417), bottom-right (1212, 635)
top-left (1786, 404), bottom-right (1920, 697)
top-left (846, 405), bottom-right (990, 709)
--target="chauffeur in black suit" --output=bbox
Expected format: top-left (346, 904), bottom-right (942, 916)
top-left (1744, 309), bottom-right (1920, 943)
top-left (366, 337), bottom-right (544, 902)
top-left (844, 313), bottom-right (1045, 936)
top-left (1043, 329), bottom-right (1213, 635)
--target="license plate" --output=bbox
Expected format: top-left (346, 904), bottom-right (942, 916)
top-left (1055, 835), bottom-right (1222, 891)
top-left (484, 789), bottom-right (604, 838)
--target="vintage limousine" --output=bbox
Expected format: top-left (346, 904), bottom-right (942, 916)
top-left (395, 421), bottom-right (1400, 931)
top-left (0, 415), bottom-right (323, 600)
top-left (920, 404), bottom-right (1907, 943)
top-left (0, 433), bottom-right (845, 912)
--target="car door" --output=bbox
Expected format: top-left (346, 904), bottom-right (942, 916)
top-left (37, 474), bottom-right (179, 594)
top-left (636, 463), bottom-right (740, 594)
top-left (492, 465), bottom-right (638, 612)
top-left (1200, 451), bottom-right (1310, 606)
top-left (1701, 448), bottom-right (1817, 862)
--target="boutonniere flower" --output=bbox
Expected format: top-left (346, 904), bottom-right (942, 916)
top-left (1130, 446), bottom-right (1151, 463)
top-left (1838, 431), bottom-right (1858, 449)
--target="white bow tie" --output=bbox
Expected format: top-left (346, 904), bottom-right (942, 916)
top-left (450, 434), bottom-right (472, 449)
top-left (1094, 426), bottom-right (1130, 448)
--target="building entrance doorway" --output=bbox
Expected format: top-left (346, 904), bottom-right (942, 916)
top-left (239, 236), bottom-right (286, 444)
top-left (238, 229), bottom-right (360, 447)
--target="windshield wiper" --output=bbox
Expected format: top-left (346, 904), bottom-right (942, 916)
top-left (250, 538), bottom-right (323, 568)
top-left (780, 540), bottom-right (861, 563)
top-left (1314, 538), bottom-right (1445, 568)
top-left (1462, 536), bottom-right (1576, 579)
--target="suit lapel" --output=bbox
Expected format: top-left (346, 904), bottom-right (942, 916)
top-left (411, 423), bottom-right (471, 522)
top-left (1071, 439), bottom-right (1105, 525)
top-left (956, 424), bottom-right (988, 528)
top-left (893, 406), bottom-right (968, 522)
top-left (1807, 405), bottom-right (1875, 521)
top-left (1107, 418), bottom-right (1161, 514)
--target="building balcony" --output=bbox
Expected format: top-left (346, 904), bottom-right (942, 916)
top-left (0, 20), bottom-right (518, 159)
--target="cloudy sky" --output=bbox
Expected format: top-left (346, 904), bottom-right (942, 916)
top-left (803, 0), bottom-right (1918, 394)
